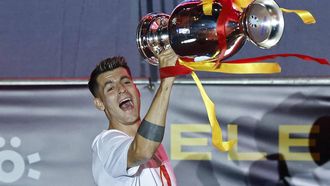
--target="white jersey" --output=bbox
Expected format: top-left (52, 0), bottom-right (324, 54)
top-left (92, 129), bottom-right (176, 186)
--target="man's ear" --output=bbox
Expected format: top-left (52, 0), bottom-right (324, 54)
top-left (93, 98), bottom-right (105, 111)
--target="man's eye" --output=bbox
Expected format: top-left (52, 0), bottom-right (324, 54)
top-left (124, 81), bottom-right (131, 84)
top-left (107, 87), bottom-right (114, 92)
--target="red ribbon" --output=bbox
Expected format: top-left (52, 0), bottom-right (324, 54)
top-left (224, 53), bottom-right (330, 65)
top-left (216, 0), bottom-right (239, 60)
top-left (160, 61), bottom-right (192, 79)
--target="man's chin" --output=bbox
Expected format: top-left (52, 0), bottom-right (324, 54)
top-left (122, 112), bottom-right (139, 124)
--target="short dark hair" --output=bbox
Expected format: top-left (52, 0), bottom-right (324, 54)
top-left (88, 56), bottom-right (132, 97)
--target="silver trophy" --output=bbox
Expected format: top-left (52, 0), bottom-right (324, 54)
top-left (136, 0), bottom-right (284, 65)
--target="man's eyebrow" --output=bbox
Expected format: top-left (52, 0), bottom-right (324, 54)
top-left (120, 76), bottom-right (131, 81)
top-left (103, 75), bottom-right (131, 87)
top-left (103, 80), bottom-right (113, 87)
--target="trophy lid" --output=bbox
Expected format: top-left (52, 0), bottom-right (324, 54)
top-left (243, 0), bottom-right (284, 49)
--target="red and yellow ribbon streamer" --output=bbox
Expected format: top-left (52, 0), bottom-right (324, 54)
top-left (163, 0), bottom-right (325, 152)
top-left (160, 53), bottom-right (329, 79)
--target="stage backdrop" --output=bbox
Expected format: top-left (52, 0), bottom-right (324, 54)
top-left (0, 80), bottom-right (329, 186)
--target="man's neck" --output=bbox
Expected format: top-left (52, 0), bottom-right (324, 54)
top-left (108, 119), bottom-right (140, 137)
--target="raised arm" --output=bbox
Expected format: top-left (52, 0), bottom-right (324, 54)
top-left (127, 49), bottom-right (177, 168)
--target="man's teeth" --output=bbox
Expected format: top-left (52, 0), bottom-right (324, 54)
top-left (119, 98), bottom-right (132, 108)
top-left (120, 98), bottom-right (130, 103)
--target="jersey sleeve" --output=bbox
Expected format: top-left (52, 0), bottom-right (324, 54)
top-left (92, 131), bottom-right (140, 177)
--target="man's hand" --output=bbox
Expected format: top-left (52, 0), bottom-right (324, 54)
top-left (158, 47), bottom-right (178, 68)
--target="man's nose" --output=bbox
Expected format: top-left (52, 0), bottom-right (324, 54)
top-left (118, 84), bottom-right (127, 94)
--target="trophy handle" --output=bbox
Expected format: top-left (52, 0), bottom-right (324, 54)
top-left (242, 0), bottom-right (284, 49)
top-left (136, 13), bottom-right (170, 66)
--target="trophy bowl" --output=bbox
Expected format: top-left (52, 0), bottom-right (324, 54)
top-left (136, 0), bottom-right (284, 65)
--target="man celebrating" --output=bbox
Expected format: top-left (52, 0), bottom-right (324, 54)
top-left (88, 49), bottom-right (177, 186)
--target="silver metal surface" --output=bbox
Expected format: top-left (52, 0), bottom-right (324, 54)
top-left (243, 0), bottom-right (284, 48)
top-left (136, 0), bottom-right (284, 65)
top-left (136, 13), bottom-right (170, 65)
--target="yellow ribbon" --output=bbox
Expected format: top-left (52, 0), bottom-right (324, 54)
top-left (179, 59), bottom-right (281, 74)
top-left (202, 0), bottom-right (213, 15)
top-left (281, 8), bottom-right (316, 24)
top-left (191, 72), bottom-right (236, 151)
top-left (180, 60), bottom-right (279, 151)
top-left (233, 0), bottom-right (253, 9)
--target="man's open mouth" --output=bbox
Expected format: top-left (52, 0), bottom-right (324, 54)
top-left (119, 98), bottom-right (134, 111)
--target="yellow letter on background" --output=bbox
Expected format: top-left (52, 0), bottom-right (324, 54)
top-left (171, 124), bottom-right (211, 160)
top-left (279, 125), bottom-right (319, 161)
top-left (228, 124), bottom-right (267, 161)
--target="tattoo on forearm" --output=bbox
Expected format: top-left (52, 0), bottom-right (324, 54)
top-left (137, 120), bottom-right (165, 142)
